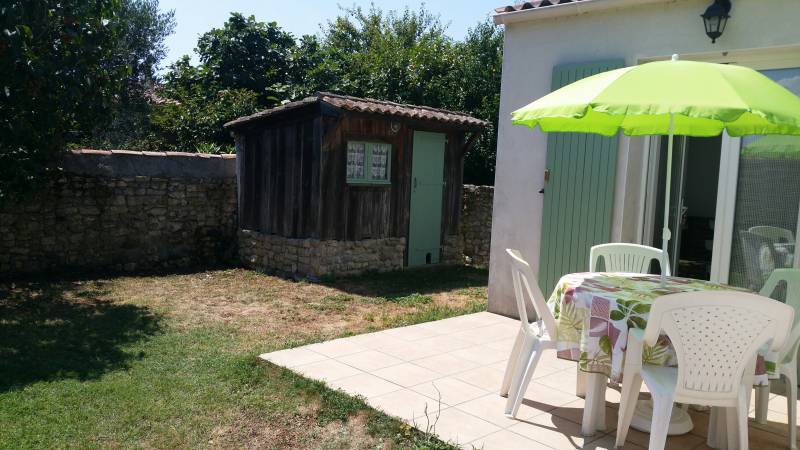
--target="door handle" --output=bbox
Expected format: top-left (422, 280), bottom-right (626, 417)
top-left (413, 177), bottom-right (417, 189)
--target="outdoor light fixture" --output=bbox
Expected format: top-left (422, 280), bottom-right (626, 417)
top-left (701, 0), bottom-right (731, 43)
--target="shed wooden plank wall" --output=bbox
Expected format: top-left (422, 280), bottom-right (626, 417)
top-left (239, 110), bottom-right (467, 249)
top-left (238, 113), bottom-right (321, 238)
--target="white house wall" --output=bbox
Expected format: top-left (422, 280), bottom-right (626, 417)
top-left (489, 0), bottom-right (800, 318)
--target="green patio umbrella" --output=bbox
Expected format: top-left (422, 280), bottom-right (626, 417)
top-left (513, 55), bottom-right (800, 286)
top-left (742, 135), bottom-right (800, 159)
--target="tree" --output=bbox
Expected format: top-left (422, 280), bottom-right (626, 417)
top-left (0, 0), bottom-right (126, 201)
top-left (195, 13), bottom-right (295, 105)
top-left (297, 6), bottom-right (458, 108)
top-left (453, 21), bottom-right (503, 185)
top-left (87, 0), bottom-right (176, 149)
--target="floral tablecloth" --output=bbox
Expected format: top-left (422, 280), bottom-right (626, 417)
top-left (548, 272), bottom-right (775, 385)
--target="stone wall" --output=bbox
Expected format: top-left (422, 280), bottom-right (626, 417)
top-left (460, 185), bottom-right (494, 268)
top-left (238, 230), bottom-right (405, 278)
top-left (0, 150), bottom-right (237, 276)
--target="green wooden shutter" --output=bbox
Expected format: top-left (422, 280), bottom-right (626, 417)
top-left (538, 60), bottom-right (625, 295)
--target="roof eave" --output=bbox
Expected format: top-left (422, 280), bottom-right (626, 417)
top-left (493, 0), bottom-right (671, 25)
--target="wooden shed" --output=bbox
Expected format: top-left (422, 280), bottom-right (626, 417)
top-left (224, 92), bottom-right (487, 277)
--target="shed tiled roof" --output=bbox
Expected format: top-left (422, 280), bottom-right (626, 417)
top-left (494, 0), bottom-right (589, 15)
top-left (224, 92), bottom-right (489, 130)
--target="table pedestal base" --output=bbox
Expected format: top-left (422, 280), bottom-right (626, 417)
top-left (630, 400), bottom-right (694, 435)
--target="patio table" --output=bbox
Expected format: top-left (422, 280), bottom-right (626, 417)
top-left (547, 272), bottom-right (778, 435)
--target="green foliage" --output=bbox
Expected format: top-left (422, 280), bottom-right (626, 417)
top-left (0, 0), bottom-right (175, 201)
top-left (1, 1), bottom-right (122, 201)
top-left (150, 86), bottom-right (258, 150)
top-left (289, 7), bottom-right (502, 184)
top-left (196, 13), bottom-right (295, 104)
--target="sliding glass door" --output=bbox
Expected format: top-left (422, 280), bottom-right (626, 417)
top-left (717, 67), bottom-right (800, 292)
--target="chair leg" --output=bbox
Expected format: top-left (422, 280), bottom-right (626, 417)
top-left (505, 339), bottom-right (543, 418)
top-left (576, 367), bottom-right (587, 398)
top-left (785, 366), bottom-right (797, 450)
top-left (754, 384), bottom-right (770, 424)
top-left (648, 392), bottom-right (675, 450)
top-left (733, 390), bottom-right (751, 450)
top-left (500, 329), bottom-right (525, 397)
top-left (615, 372), bottom-right (642, 447)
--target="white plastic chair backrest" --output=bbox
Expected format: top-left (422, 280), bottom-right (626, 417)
top-left (760, 269), bottom-right (800, 363)
top-left (589, 243), bottom-right (671, 276)
top-left (643, 291), bottom-right (793, 402)
top-left (749, 225), bottom-right (795, 244)
top-left (506, 248), bottom-right (557, 340)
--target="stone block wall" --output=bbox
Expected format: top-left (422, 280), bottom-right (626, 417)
top-left (0, 150), bottom-right (237, 276)
top-left (238, 230), bottom-right (405, 278)
top-left (460, 185), bottom-right (494, 268)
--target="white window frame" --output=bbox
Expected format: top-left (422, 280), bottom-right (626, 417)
top-left (346, 141), bottom-right (392, 185)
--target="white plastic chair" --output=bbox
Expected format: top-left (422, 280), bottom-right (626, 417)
top-left (500, 249), bottom-right (558, 418)
top-left (578, 243), bottom-right (671, 400)
top-left (754, 269), bottom-right (800, 450)
top-left (615, 291), bottom-right (794, 450)
top-left (749, 226), bottom-right (796, 244)
top-left (590, 243), bottom-right (671, 276)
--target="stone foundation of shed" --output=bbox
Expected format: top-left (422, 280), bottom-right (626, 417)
top-left (238, 230), bottom-right (406, 278)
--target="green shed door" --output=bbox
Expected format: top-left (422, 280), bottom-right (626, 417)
top-left (538, 60), bottom-right (625, 295)
top-left (408, 131), bottom-right (446, 266)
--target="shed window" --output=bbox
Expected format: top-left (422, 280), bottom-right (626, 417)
top-left (347, 141), bottom-right (391, 184)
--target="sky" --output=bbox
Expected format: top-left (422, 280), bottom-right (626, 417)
top-left (159, 0), bottom-right (502, 69)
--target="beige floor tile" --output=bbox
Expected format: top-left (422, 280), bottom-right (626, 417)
top-left (372, 362), bottom-right (442, 387)
top-left (449, 326), bottom-right (509, 345)
top-left (485, 337), bottom-right (519, 351)
top-left (470, 429), bottom-right (554, 450)
top-left (412, 377), bottom-right (489, 406)
top-left (456, 393), bottom-right (540, 427)
top-left (413, 353), bottom-right (480, 375)
top-left (341, 332), bottom-right (400, 349)
top-left (306, 338), bottom-right (366, 358)
top-left (508, 410), bottom-right (600, 449)
top-left (412, 335), bottom-right (473, 353)
top-left (293, 359), bottom-right (362, 382)
top-left (620, 424), bottom-right (705, 450)
top-left (537, 366), bottom-right (580, 394)
top-left (258, 347), bottom-right (328, 367)
top-left (750, 409), bottom-right (798, 437)
top-left (426, 407), bottom-right (501, 447)
top-left (583, 435), bottom-right (646, 450)
top-left (521, 381), bottom-right (583, 414)
top-left (767, 391), bottom-right (800, 416)
top-left (336, 350), bottom-right (404, 372)
top-left (468, 323), bottom-right (521, 342)
top-left (328, 372), bottom-right (403, 398)
top-left (368, 388), bottom-right (449, 422)
top-left (453, 365), bottom-right (507, 392)
top-left (375, 340), bottom-right (442, 361)
top-left (549, 399), bottom-right (617, 432)
top-left (450, 344), bottom-right (511, 365)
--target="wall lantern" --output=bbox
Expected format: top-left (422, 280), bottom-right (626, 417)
top-left (701, 0), bottom-right (731, 44)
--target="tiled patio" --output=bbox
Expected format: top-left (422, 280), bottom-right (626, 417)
top-left (260, 312), bottom-right (799, 449)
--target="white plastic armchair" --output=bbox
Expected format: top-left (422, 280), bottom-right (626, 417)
top-left (590, 243), bottom-right (671, 276)
top-left (500, 249), bottom-right (559, 418)
top-left (615, 291), bottom-right (794, 450)
top-left (754, 268), bottom-right (800, 449)
top-left (749, 225), bottom-right (796, 244)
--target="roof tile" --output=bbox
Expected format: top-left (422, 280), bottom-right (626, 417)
top-left (495, 0), bottom-right (585, 15)
top-left (224, 92), bottom-right (488, 130)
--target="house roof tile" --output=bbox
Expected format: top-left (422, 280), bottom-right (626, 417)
top-left (494, 0), bottom-right (589, 15)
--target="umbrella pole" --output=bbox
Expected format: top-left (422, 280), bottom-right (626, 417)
top-left (661, 114), bottom-right (675, 287)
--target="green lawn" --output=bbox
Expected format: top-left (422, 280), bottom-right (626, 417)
top-left (0, 266), bottom-right (488, 449)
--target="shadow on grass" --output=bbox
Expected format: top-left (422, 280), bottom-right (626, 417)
top-left (317, 265), bottom-right (488, 300)
top-left (0, 279), bottom-right (162, 392)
